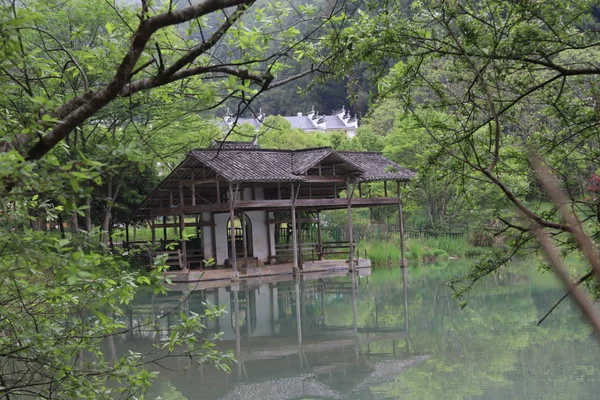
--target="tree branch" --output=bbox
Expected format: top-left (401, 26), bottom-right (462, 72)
top-left (25, 0), bottom-right (255, 162)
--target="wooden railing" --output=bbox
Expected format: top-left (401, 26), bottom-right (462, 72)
top-left (273, 242), bottom-right (319, 264)
top-left (148, 250), bottom-right (183, 270)
top-left (320, 241), bottom-right (353, 258)
top-left (147, 248), bottom-right (205, 271)
top-left (271, 240), bottom-right (356, 264)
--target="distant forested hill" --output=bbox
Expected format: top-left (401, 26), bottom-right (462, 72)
top-left (148, 0), bottom-right (413, 118)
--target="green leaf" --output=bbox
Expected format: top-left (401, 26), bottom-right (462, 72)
top-left (105, 22), bottom-right (115, 35)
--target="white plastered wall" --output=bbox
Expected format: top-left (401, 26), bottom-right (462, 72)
top-left (201, 212), bottom-right (215, 260)
top-left (212, 187), bottom-right (271, 265)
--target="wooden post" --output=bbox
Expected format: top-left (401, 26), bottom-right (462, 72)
top-left (241, 210), bottom-right (248, 268)
top-left (178, 180), bottom-right (187, 270)
top-left (397, 181), bottom-right (406, 268)
top-left (291, 183), bottom-right (299, 274)
top-left (297, 209), bottom-right (303, 266)
top-left (151, 214), bottom-right (156, 244)
top-left (163, 216), bottom-right (167, 242)
top-left (266, 212), bottom-right (272, 264)
top-left (191, 171), bottom-right (196, 206)
top-left (179, 213), bottom-right (187, 270)
top-left (125, 222), bottom-right (130, 249)
top-left (229, 183), bottom-right (238, 275)
top-left (384, 181), bottom-right (388, 197)
top-left (216, 177), bottom-right (221, 204)
top-left (317, 210), bottom-right (323, 261)
top-left (179, 180), bottom-right (184, 206)
top-left (347, 180), bottom-right (354, 271)
top-left (211, 212), bottom-right (217, 264)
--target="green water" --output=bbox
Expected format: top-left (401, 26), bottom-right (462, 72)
top-left (122, 261), bottom-right (600, 399)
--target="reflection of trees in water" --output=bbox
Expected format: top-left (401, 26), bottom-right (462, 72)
top-left (367, 263), bottom-right (599, 400)
top-left (143, 260), bottom-right (599, 400)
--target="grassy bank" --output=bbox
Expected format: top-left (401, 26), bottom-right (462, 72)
top-left (357, 235), bottom-right (493, 266)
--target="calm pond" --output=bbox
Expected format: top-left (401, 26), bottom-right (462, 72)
top-left (122, 261), bottom-right (600, 399)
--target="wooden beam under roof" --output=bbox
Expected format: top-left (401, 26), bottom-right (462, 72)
top-left (137, 196), bottom-right (401, 217)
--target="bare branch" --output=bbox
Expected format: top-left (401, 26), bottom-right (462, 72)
top-left (531, 223), bottom-right (600, 338)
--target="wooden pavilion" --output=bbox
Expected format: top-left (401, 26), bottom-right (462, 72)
top-left (131, 142), bottom-right (415, 281)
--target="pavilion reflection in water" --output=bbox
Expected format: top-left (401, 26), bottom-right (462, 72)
top-left (123, 269), bottom-right (427, 399)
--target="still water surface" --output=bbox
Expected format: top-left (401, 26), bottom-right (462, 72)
top-left (123, 262), bottom-right (600, 399)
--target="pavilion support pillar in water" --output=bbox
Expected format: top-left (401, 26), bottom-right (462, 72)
top-left (351, 272), bottom-right (359, 361)
top-left (295, 278), bottom-right (304, 368)
top-left (291, 183), bottom-right (299, 275)
top-left (233, 288), bottom-right (242, 378)
top-left (229, 183), bottom-right (238, 278)
top-left (403, 262), bottom-right (410, 352)
top-left (347, 180), bottom-right (355, 270)
top-left (397, 181), bottom-right (406, 268)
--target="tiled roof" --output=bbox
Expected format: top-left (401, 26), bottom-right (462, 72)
top-left (290, 148), bottom-right (333, 174)
top-left (231, 117), bottom-right (261, 129)
top-left (323, 115), bottom-right (347, 129)
top-left (210, 140), bottom-right (259, 150)
top-left (187, 147), bottom-right (414, 183)
top-left (285, 116), bottom-right (318, 130)
top-left (191, 149), bottom-right (301, 182)
top-left (338, 151), bottom-right (416, 181)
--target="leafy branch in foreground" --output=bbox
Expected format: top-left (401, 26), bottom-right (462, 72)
top-left (328, 0), bottom-right (600, 324)
top-left (0, 0), bottom-right (353, 395)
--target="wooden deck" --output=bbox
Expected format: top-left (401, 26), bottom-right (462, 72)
top-left (164, 258), bottom-right (372, 284)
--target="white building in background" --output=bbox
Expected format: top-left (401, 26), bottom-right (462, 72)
top-left (224, 106), bottom-right (359, 137)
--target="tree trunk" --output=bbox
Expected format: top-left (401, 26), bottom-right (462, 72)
top-left (85, 195), bottom-right (92, 233)
top-left (102, 209), bottom-right (111, 245)
top-left (102, 175), bottom-right (113, 245)
top-left (71, 211), bottom-right (79, 233)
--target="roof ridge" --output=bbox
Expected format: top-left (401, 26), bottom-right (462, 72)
top-left (192, 146), bottom-right (337, 153)
top-left (337, 150), bottom-right (383, 154)
top-left (291, 146), bottom-right (332, 153)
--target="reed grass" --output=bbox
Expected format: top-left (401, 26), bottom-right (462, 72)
top-left (358, 235), bottom-right (486, 267)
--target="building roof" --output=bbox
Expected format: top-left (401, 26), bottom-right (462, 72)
top-left (134, 145), bottom-right (415, 215)
top-left (224, 106), bottom-right (358, 135)
top-left (338, 151), bottom-right (415, 182)
top-left (189, 146), bottom-right (415, 183)
top-left (285, 115), bottom-right (319, 130)
top-left (191, 149), bottom-right (301, 182)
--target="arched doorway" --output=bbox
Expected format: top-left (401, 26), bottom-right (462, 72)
top-left (227, 213), bottom-right (253, 259)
